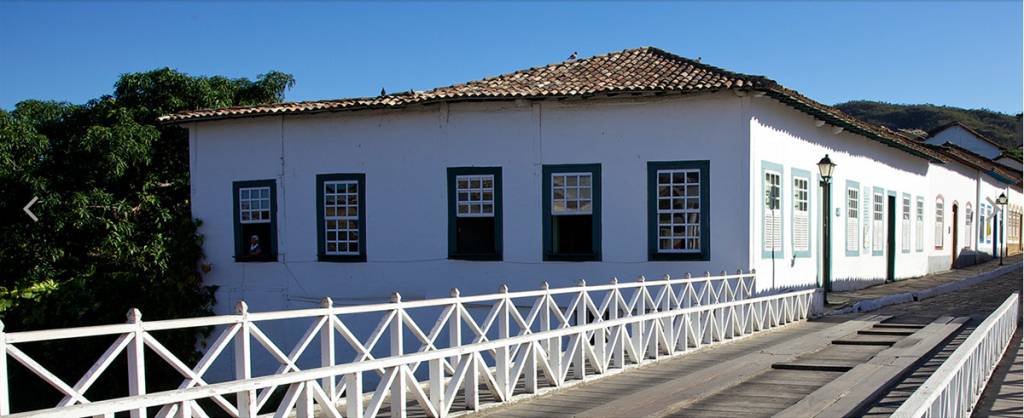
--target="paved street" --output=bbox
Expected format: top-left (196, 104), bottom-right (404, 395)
top-left (463, 263), bottom-right (1023, 418)
top-left (824, 254), bottom-right (1022, 315)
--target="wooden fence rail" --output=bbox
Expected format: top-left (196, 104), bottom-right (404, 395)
top-left (0, 269), bottom-right (821, 418)
top-left (892, 292), bottom-right (1020, 418)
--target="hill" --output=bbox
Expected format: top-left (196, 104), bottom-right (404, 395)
top-left (834, 101), bottom-right (1022, 158)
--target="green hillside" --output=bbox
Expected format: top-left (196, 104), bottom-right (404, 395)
top-left (834, 101), bottom-right (1022, 158)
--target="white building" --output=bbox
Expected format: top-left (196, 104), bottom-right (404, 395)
top-left (161, 47), bottom-right (1020, 320)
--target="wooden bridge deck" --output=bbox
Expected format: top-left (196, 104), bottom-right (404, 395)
top-left (449, 267), bottom-right (1022, 418)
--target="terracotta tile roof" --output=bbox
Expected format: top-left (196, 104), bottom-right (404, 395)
top-left (160, 47), bottom-right (768, 122)
top-left (160, 47), bottom-right (945, 162)
top-left (931, 142), bottom-right (1022, 184)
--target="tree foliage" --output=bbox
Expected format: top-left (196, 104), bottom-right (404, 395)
top-left (0, 68), bottom-right (293, 410)
top-left (834, 100), bottom-right (1023, 157)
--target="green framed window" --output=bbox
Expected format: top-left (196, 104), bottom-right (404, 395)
top-left (872, 187), bottom-right (885, 256)
top-left (233, 179), bottom-right (277, 262)
top-left (447, 167), bottom-right (502, 260)
top-left (791, 168), bottom-right (811, 258)
top-left (543, 164), bottom-right (601, 261)
top-left (316, 173), bottom-right (366, 262)
top-left (916, 196), bottom-right (924, 252)
top-left (845, 180), bottom-right (860, 256)
top-left (761, 161), bottom-right (784, 259)
top-left (647, 160), bottom-right (710, 261)
top-left (901, 193), bottom-right (911, 254)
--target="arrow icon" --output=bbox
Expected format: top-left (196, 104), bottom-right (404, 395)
top-left (23, 196), bottom-right (38, 222)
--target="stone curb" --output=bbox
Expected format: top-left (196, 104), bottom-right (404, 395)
top-left (826, 262), bottom-right (1023, 316)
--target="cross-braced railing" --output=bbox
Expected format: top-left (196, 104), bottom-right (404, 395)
top-left (1, 269), bottom-right (819, 418)
top-left (892, 292), bottom-right (1020, 418)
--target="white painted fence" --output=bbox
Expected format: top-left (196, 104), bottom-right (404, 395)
top-left (893, 292), bottom-right (1020, 418)
top-left (1, 270), bottom-right (820, 418)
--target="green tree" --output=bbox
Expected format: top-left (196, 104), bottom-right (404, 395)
top-left (0, 69), bottom-right (293, 411)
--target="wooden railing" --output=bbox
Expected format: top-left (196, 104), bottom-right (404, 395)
top-left (1, 270), bottom-right (821, 418)
top-left (893, 292), bottom-right (1020, 418)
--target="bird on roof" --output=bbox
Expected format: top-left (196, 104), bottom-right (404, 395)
top-left (380, 88), bottom-right (386, 96)
top-left (568, 51), bottom-right (578, 60)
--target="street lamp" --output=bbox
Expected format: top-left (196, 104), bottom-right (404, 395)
top-left (818, 155), bottom-right (836, 297)
top-left (997, 193), bottom-right (1008, 266)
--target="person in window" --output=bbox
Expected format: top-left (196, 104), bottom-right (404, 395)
top-left (249, 235), bottom-right (262, 257)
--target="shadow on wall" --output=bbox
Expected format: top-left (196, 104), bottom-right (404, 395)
top-left (750, 282), bottom-right (819, 298)
top-left (831, 276), bottom-right (886, 292)
top-left (750, 110), bottom-right (930, 178)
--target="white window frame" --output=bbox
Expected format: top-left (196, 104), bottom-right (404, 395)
top-left (846, 187), bottom-right (860, 253)
top-left (901, 195), bottom-right (911, 253)
top-left (322, 180), bottom-right (360, 256)
top-left (763, 170), bottom-right (782, 253)
top-left (455, 174), bottom-right (495, 218)
top-left (551, 172), bottom-right (593, 216)
top-left (965, 203), bottom-right (974, 247)
top-left (916, 197), bottom-right (924, 252)
top-left (935, 197), bottom-right (945, 248)
top-left (656, 168), bottom-right (702, 254)
top-left (872, 191), bottom-right (884, 253)
top-left (239, 186), bottom-right (272, 224)
top-left (792, 176), bottom-right (809, 253)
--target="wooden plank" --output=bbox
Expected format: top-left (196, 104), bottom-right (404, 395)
top-left (872, 323), bottom-right (926, 329)
top-left (831, 339), bottom-right (896, 346)
top-left (570, 316), bottom-right (889, 418)
top-left (773, 316), bottom-right (966, 418)
top-left (858, 330), bottom-right (917, 336)
top-left (771, 362), bottom-right (855, 372)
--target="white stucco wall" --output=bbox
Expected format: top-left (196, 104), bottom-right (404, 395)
top-left (748, 99), bottom-right (934, 291)
top-left (924, 125), bottom-right (1003, 159)
top-left (925, 162), bottom-right (982, 271)
top-left (189, 93), bottom-right (754, 317)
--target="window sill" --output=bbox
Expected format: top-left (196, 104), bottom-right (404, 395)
top-left (449, 253), bottom-right (502, 261)
top-left (649, 252), bottom-right (708, 261)
top-left (318, 254), bottom-right (367, 263)
top-left (234, 255), bottom-right (277, 263)
top-left (545, 253), bottom-right (601, 262)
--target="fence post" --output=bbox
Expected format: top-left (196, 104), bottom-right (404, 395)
top-left (0, 320), bottom-right (8, 416)
top-left (234, 301), bottom-right (256, 418)
top-left (429, 358), bottom-right (445, 418)
top-left (495, 284), bottom-right (510, 400)
top-left (631, 276), bottom-right (646, 363)
top-left (609, 278), bottom-right (623, 369)
top-left (126, 308), bottom-right (147, 418)
top-left (574, 279), bottom-right (587, 379)
top-left (346, 372), bottom-right (363, 418)
top-left (390, 292), bottom-right (406, 418)
top-left (448, 288), bottom-right (461, 373)
top-left (320, 297), bottom-right (336, 403)
top-left (661, 274), bottom-right (674, 357)
top-left (539, 281), bottom-right (560, 385)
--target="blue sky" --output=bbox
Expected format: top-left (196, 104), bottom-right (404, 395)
top-left (1, 1), bottom-right (1021, 114)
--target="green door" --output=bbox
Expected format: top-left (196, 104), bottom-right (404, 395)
top-left (886, 195), bottom-right (896, 282)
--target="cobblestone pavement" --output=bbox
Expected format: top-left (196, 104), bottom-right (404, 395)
top-left (824, 255), bottom-right (1022, 315)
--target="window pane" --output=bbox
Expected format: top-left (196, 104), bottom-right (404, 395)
top-left (655, 168), bottom-right (701, 254)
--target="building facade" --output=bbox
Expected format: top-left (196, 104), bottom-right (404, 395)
top-left (163, 49), bottom-right (1020, 366)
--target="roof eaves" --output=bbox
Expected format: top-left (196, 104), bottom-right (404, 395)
top-left (758, 87), bottom-right (946, 163)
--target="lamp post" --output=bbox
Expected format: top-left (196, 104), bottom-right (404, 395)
top-left (817, 155), bottom-right (836, 297)
top-left (997, 193), bottom-right (1008, 266)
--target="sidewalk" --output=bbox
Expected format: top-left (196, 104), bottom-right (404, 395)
top-left (823, 254), bottom-right (1023, 316)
